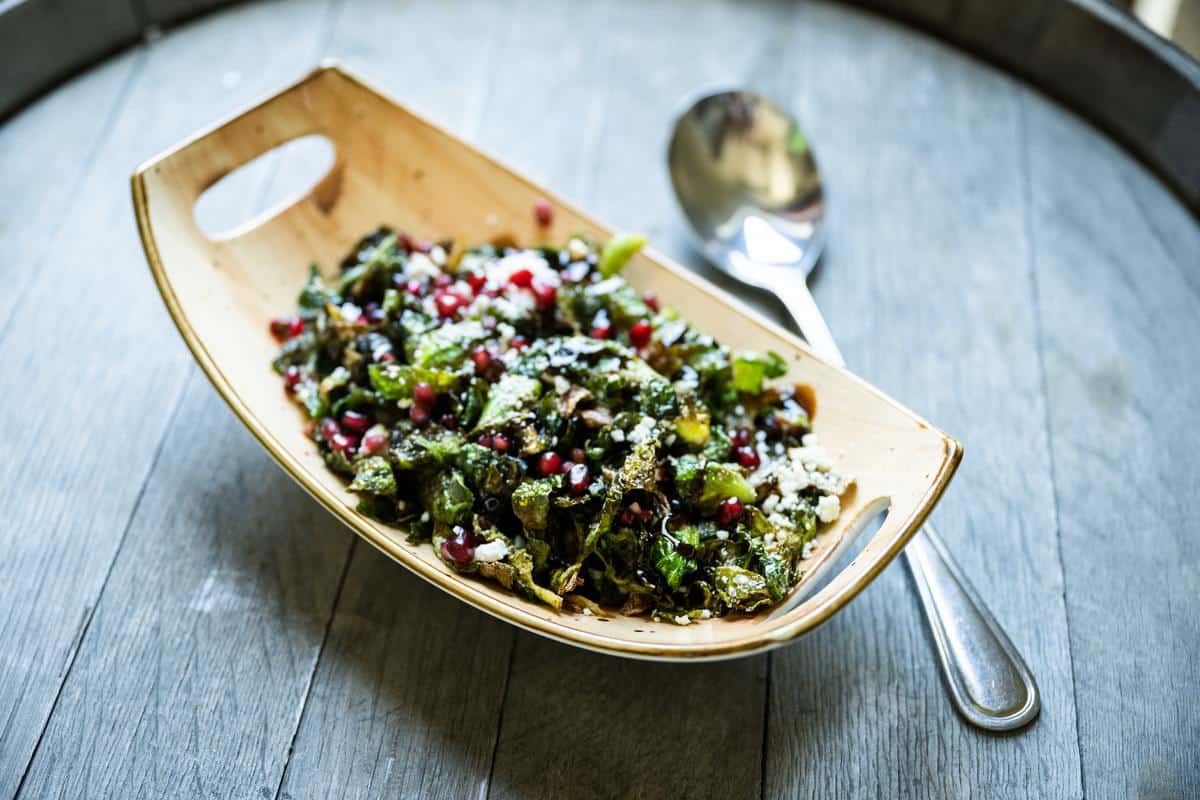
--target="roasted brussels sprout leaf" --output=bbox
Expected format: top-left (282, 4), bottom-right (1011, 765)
top-left (274, 230), bottom-right (852, 622)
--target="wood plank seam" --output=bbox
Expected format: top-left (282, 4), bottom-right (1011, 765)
top-left (482, 629), bottom-right (519, 800)
top-left (1016, 90), bottom-right (1087, 794)
top-left (11, 366), bottom-right (196, 799)
top-left (268, 538), bottom-right (359, 800)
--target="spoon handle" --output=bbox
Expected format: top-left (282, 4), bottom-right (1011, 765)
top-left (771, 279), bottom-right (1040, 731)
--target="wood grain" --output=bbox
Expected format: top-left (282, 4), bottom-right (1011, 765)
top-left (0, 1), bottom-right (334, 796)
top-left (16, 373), bottom-right (353, 799)
top-left (1024, 91), bottom-right (1200, 800)
top-left (765, 5), bottom-right (1083, 797)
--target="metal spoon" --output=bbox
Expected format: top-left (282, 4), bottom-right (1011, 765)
top-left (668, 89), bottom-right (1039, 731)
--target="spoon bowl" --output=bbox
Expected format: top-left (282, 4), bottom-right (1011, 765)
top-left (668, 90), bottom-right (825, 288)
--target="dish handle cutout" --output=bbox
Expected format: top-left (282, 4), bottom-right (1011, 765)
top-left (194, 134), bottom-right (335, 240)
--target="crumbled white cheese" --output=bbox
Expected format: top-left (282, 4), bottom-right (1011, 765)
top-left (566, 238), bottom-right (589, 261)
top-left (627, 416), bottom-right (657, 444)
top-left (801, 539), bottom-right (817, 559)
top-left (582, 607), bottom-right (594, 616)
top-left (674, 614), bottom-right (691, 626)
top-left (762, 494), bottom-right (781, 514)
top-left (815, 494), bottom-right (841, 523)
top-left (405, 253), bottom-right (442, 280)
top-left (716, 530), bottom-right (729, 541)
top-left (420, 512), bottom-right (430, 523)
top-left (698, 609), bottom-right (713, 620)
top-left (473, 540), bottom-right (509, 563)
top-left (610, 428), bottom-right (626, 443)
top-left (487, 251), bottom-right (559, 287)
top-left (801, 433), bottom-right (820, 447)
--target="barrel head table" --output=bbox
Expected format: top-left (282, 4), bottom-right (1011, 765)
top-left (1, 1), bottom-right (1196, 798)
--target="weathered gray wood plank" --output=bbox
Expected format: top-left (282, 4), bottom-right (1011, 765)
top-left (0, 50), bottom-right (138, 346)
top-left (764, 4), bottom-right (1082, 797)
top-left (271, 2), bottom-right (519, 797)
top-left (1023, 90), bottom-right (1200, 799)
top-left (16, 372), bottom-right (353, 800)
top-left (0, 1), bottom-right (334, 796)
top-left (275, 546), bottom-right (514, 800)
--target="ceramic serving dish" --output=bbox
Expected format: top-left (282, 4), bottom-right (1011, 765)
top-left (132, 63), bottom-right (961, 660)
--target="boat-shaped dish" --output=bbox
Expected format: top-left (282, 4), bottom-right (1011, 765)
top-left (132, 63), bottom-right (961, 660)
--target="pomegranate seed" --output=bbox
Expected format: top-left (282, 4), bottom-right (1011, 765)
top-left (362, 427), bottom-right (389, 455)
top-left (404, 279), bottom-right (423, 296)
top-left (435, 292), bottom-right (463, 318)
top-left (341, 410), bottom-right (371, 433)
top-left (716, 496), bottom-right (744, 527)
top-left (532, 282), bottom-right (557, 310)
top-left (538, 452), bottom-right (563, 476)
top-left (466, 271), bottom-right (487, 293)
top-left (414, 240), bottom-right (434, 254)
top-left (629, 320), bottom-right (652, 348)
top-left (320, 417), bottom-right (341, 442)
top-left (330, 432), bottom-right (359, 456)
top-left (509, 268), bottom-right (534, 288)
top-left (511, 336), bottom-right (529, 350)
top-left (570, 448), bottom-right (587, 464)
top-left (471, 347), bottom-right (492, 373)
top-left (270, 315), bottom-right (304, 341)
top-left (441, 525), bottom-right (476, 566)
top-left (397, 231), bottom-right (416, 251)
top-left (732, 428), bottom-right (752, 447)
top-left (377, 351), bottom-right (397, 363)
top-left (476, 433), bottom-right (494, 448)
top-left (440, 413), bottom-right (458, 429)
top-left (567, 463), bottom-right (591, 495)
top-left (412, 382), bottom-right (437, 409)
top-left (434, 273), bottom-right (453, 289)
top-left (735, 446), bottom-right (761, 469)
top-left (492, 433), bottom-right (510, 452)
top-left (303, 419), bottom-right (317, 440)
top-left (534, 198), bottom-right (554, 226)
top-left (591, 322), bottom-right (612, 340)
top-left (283, 365), bottom-right (302, 393)
top-left (643, 291), bottom-right (660, 312)
top-left (410, 405), bottom-right (431, 426)
top-left (618, 509), bottom-right (635, 526)
top-left (639, 508), bottom-right (655, 523)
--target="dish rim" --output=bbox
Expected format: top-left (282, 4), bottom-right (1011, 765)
top-left (131, 61), bottom-right (962, 661)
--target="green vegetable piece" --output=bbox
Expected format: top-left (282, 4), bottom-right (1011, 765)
top-left (368, 363), bottom-right (458, 402)
top-left (293, 382), bottom-right (327, 420)
top-left (297, 265), bottom-right (333, 319)
top-left (349, 456), bottom-right (397, 495)
top-left (474, 373), bottom-right (543, 431)
top-left (714, 565), bottom-right (773, 612)
top-left (698, 462), bottom-right (756, 511)
top-left (511, 477), bottom-right (559, 531)
top-left (674, 401), bottom-right (711, 445)
top-left (409, 320), bottom-right (488, 368)
top-left (318, 366), bottom-right (351, 404)
top-left (731, 350), bottom-right (788, 395)
top-left (654, 527), bottom-right (699, 590)
top-left (271, 331), bottom-right (317, 372)
top-left (457, 443), bottom-right (524, 497)
top-left (760, 552), bottom-right (793, 602)
top-left (419, 468), bottom-right (474, 525)
top-left (598, 233), bottom-right (647, 277)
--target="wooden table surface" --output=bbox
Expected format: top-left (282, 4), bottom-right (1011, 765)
top-left (2, 1), bottom-right (1197, 798)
